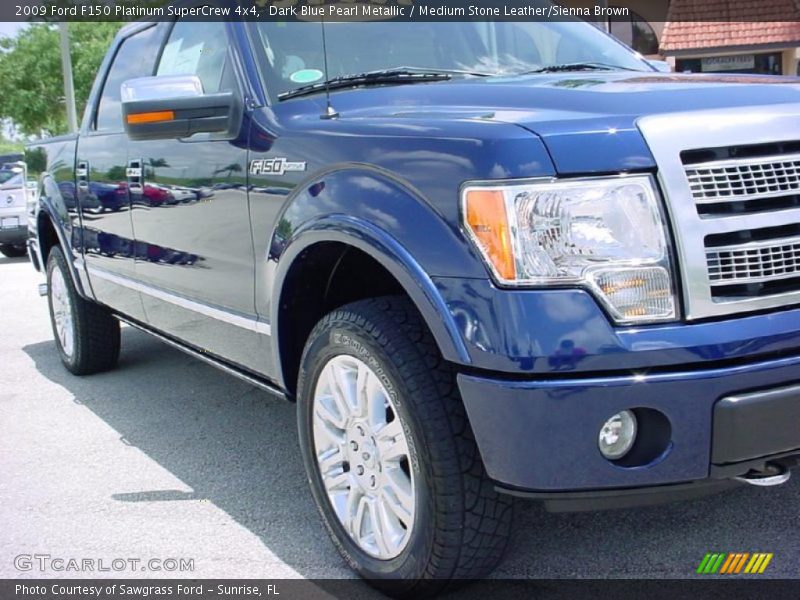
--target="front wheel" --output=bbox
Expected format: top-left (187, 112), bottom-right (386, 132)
top-left (297, 297), bottom-right (513, 597)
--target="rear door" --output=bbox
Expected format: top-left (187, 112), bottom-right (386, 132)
top-left (126, 19), bottom-right (264, 373)
top-left (77, 23), bottom-right (165, 321)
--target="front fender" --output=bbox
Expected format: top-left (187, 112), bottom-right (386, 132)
top-left (264, 165), bottom-right (492, 385)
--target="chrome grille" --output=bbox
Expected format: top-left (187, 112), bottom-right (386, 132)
top-left (685, 148), bottom-right (800, 298)
top-left (686, 153), bottom-right (800, 204)
top-left (707, 238), bottom-right (800, 285)
top-left (638, 105), bottom-right (800, 319)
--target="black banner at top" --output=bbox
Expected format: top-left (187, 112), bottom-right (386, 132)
top-left (5, 0), bottom-right (800, 23)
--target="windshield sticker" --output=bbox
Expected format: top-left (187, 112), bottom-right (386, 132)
top-left (290, 69), bottom-right (324, 84)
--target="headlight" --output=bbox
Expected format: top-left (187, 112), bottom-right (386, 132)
top-left (463, 175), bottom-right (676, 324)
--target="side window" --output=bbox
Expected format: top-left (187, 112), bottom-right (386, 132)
top-left (95, 26), bottom-right (163, 132)
top-left (157, 21), bottom-right (234, 94)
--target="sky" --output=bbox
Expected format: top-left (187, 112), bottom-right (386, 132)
top-left (0, 22), bottom-right (26, 38)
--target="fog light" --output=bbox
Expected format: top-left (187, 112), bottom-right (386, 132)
top-left (598, 410), bottom-right (637, 460)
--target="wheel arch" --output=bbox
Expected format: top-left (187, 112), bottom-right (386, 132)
top-left (36, 174), bottom-right (90, 299)
top-left (271, 216), bottom-right (471, 396)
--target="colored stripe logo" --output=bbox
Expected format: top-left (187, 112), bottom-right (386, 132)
top-left (697, 553), bottom-right (773, 574)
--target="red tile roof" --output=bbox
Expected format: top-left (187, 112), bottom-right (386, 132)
top-left (660, 0), bottom-right (800, 52)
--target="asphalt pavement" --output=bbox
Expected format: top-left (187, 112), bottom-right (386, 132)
top-left (2, 254), bottom-right (799, 591)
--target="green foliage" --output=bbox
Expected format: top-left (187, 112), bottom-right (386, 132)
top-left (24, 147), bottom-right (47, 176)
top-left (0, 137), bottom-right (23, 155)
top-left (105, 165), bottom-right (126, 181)
top-left (0, 22), bottom-right (121, 137)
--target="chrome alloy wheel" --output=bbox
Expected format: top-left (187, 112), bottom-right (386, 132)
top-left (50, 268), bottom-right (75, 358)
top-left (312, 355), bottom-right (416, 560)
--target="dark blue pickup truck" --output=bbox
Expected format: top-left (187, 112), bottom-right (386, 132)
top-left (27, 9), bottom-right (800, 595)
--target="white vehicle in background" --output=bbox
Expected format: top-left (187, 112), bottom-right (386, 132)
top-left (0, 162), bottom-right (31, 258)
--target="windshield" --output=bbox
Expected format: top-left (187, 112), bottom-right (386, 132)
top-left (252, 17), bottom-right (648, 100)
top-left (0, 170), bottom-right (22, 186)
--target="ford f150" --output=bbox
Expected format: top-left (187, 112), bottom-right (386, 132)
top-left (26, 6), bottom-right (800, 595)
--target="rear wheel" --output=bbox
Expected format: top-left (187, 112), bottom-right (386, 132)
top-left (46, 246), bottom-right (120, 375)
top-left (297, 296), bottom-right (513, 597)
top-left (0, 244), bottom-right (27, 258)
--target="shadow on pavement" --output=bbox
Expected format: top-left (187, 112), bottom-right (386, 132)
top-left (22, 327), bottom-right (800, 592)
top-left (23, 329), bottom-right (361, 580)
top-left (0, 255), bottom-right (30, 265)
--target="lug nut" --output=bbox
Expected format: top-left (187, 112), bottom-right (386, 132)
top-left (350, 441), bottom-right (358, 451)
top-left (357, 426), bottom-right (365, 437)
top-left (356, 465), bottom-right (364, 475)
top-left (370, 475), bottom-right (376, 488)
top-left (362, 452), bottom-right (370, 461)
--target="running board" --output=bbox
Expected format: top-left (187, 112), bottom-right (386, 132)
top-left (117, 316), bottom-right (288, 400)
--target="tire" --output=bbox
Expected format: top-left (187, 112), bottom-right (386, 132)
top-left (0, 244), bottom-right (27, 258)
top-left (46, 246), bottom-right (120, 375)
top-left (297, 296), bottom-right (513, 597)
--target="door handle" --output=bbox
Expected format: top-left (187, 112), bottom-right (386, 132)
top-left (127, 158), bottom-right (144, 195)
top-left (76, 160), bottom-right (89, 190)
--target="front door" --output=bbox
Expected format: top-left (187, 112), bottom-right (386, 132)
top-left (127, 19), bottom-right (264, 373)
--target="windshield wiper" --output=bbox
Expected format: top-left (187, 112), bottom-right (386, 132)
top-left (406, 66), bottom-right (495, 78)
top-left (523, 62), bottom-right (641, 74)
top-left (278, 67), bottom-right (489, 101)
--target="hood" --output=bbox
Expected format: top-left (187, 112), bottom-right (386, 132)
top-left (330, 72), bottom-right (800, 174)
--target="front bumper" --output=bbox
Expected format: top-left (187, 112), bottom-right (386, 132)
top-left (458, 351), bottom-right (800, 500)
top-left (0, 223), bottom-right (26, 245)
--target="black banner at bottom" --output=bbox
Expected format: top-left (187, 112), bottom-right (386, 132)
top-left (3, 579), bottom-right (800, 600)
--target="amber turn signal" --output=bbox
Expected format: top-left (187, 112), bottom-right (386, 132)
top-left (464, 189), bottom-right (516, 280)
top-left (126, 110), bottom-right (175, 125)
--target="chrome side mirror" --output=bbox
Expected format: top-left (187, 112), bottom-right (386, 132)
top-left (121, 74), bottom-right (205, 102)
top-left (121, 75), bottom-right (242, 141)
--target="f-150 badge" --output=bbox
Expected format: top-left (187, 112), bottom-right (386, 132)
top-left (250, 158), bottom-right (307, 176)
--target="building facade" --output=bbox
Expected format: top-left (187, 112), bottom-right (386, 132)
top-left (563, 0), bottom-right (800, 75)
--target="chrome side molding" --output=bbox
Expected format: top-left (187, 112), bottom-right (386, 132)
top-left (86, 265), bottom-right (272, 336)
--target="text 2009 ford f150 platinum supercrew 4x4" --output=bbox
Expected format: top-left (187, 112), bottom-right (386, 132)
top-left (26, 8), bottom-right (800, 595)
